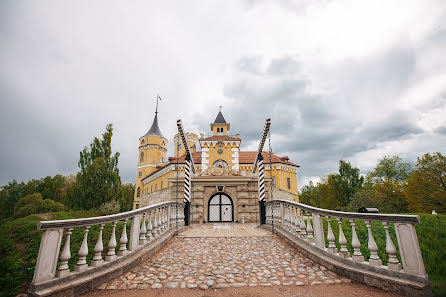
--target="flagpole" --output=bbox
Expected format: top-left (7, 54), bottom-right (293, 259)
top-left (156, 94), bottom-right (159, 114)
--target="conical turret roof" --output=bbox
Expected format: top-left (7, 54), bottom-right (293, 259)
top-left (214, 111), bottom-right (227, 124)
top-left (143, 112), bottom-right (164, 138)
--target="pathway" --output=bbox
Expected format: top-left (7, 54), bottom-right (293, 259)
top-left (84, 224), bottom-right (403, 297)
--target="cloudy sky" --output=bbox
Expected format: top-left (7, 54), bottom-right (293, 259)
top-left (1, 1), bottom-right (446, 188)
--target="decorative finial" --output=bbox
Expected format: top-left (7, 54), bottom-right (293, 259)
top-left (219, 105), bottom-right (222, 111)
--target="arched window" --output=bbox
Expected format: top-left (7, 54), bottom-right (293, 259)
top-left (213, 160), bottom-right (228, 167)
top-left (137, 187), bottom-right (140, 197)
top-left (140, 152), bottom-right (144, 162)
top-left (161, 181), bottom-right (163, 189)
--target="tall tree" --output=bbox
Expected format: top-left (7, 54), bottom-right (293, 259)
top-left (299, 181), bottom-right (321, 207)
top-left (367, 155), bottom-right (411, 213)
top-left (334, 160), bottom-right (364, 205)
top-left (67, 124), bottom-right (121, 210)
top-left (406, 152), bottom-right (446, 213)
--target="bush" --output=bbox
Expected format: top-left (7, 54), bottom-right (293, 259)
top-left (13, 193), bottom-right (64, 219)
top-left (98, 200), bottom-right (121, 213)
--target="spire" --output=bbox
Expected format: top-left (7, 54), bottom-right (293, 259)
top-left (214, 110), bottom-right (227, 124)
top-left (143, 97), bottom-right (164, 138)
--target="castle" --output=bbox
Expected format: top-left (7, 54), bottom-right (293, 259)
top-left (133, 108), bottom-right (300, 223)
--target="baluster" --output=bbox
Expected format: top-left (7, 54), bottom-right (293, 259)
top-left (152, 210), bottom-right (158, 237)
top-left (75, 226), bottom-right (90, 272)
top-left (326, 217), bottom-right (336, 253)
top-left (289, 206), bottom-right (294, 230)
top-left (383, 222), bottom-right (401, 270)
top-left (337, 218), bottom-right (349, 258)
top-left (287, 206), bottom-right (292, 230)
top-left (105, 221), bottom-right (118, 261)
top-left (118, 219), bottom-right (128, 256)
top-left (157, 207), bottom-right (163, 233)
top-left (139, 212), bottom-right (147, 245)
top-left (306, 212), bottom-right (314, 243)
top-left (161, 207), bottom-right (166, 231)
top-left (366, 221), bottom-right (382, 266)
top-left (146, 211), bottom-right (153, 241)
top-left (350, 219), bottom-right (364, 262)
top-left (284, 205), bottom-right (289, 228)
top-left (294, 208), bottom-right (301, 236)
top-left (91, 224), bottom-right (104, 267)
top-left (57, 228), bottom-right (73, 277)
top-left (300, 210), bottom-right (307, 239)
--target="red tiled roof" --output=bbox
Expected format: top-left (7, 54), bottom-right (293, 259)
top-left (238, 152), bottom-right (299, 167)
top-left (200, 135), bottom-right (240, 141)
top-left (143, 151), bottom-right (299, 181)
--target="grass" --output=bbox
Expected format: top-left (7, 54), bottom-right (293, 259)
top-left (320, 214), bottom-right (446, 297)
top-left (0, 212), bottom-right (445, 297)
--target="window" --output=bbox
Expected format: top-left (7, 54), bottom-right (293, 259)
top-left (135, 203), bottom-right (139, 209)
top-left (287, 177), bottom-right (291, 189)
top-left (137, 187), bottom-right (140, 197)
top-left (151, 185), bottom-right (153, 192)
top-left (161, 181), bottom-right (163, 188)
top-left (155, 184), bottom-right (157, 191)
top-left (191, 145), bottom-right (196, 152)
top-left (160, 157), bottom-right (163, 162)
top-left (161, 141), bottom-right (165, 147)
top-left (272, 177), bottom-right (276, 187)
top-left (139, 171), bottom-right (142, 177)
top-left (140, 152), bottom-right (144, 162)
top-left (213, 159), bottom-right (228, 167)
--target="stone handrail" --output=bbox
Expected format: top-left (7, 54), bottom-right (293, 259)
top-left (265, 199), bottom-right (430, 296)
top-left (31, 201), bottom-right (185, 290)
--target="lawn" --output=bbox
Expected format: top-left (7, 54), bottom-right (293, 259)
top-left (0, 212), bottom-right (445, 297)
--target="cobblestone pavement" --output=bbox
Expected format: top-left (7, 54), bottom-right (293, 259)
top-left (98, 234), bottom-right (348, 291)
top-left (177, 223), bottom-right (272, 238)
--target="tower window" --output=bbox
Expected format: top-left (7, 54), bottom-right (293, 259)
top-left (137, 187), bottom-right (141, 197)
top-left (151, 186), bottom-right (153, 192)
top-left (287, 178), bottom-right (291, 189)
top-left (160, 157), bottom-right (163, 163)
top-left (155, 184), bottom-right (157, 191)
top-left (139, 171), bottom-right (142, 177)
top-left (161, 181), bottom-right (163, 188)
top-left (140, 152), bottom-right (144, 162)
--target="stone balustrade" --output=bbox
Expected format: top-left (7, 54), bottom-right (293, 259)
top-left (265, 199), bottom-right (431, 297)
top-left (30, 201), bottom-right (185, 296)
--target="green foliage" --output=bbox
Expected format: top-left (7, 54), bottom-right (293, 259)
top-left (12, 193), bottom-right (65, 219)
top-left (0, 175), bottom-right (71, 221)
top-left (299, 181), bottom-right (321, 207)
top-left (118, 183), bottom-right (135, 212)
top-left (406, 152), bottom-right (446, 213)
top-left (367, 155), bottom-right (412, 183)
top-left (67, 124), bottom-right (122, 210)
top-left (335, 160), bottom-right (364, 205)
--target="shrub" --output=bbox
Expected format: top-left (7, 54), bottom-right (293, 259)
top-left (13, 194), bottom-right (64, 219)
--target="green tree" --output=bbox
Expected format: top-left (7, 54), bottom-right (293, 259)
top-left (406, 152), bottom-right (446, 213)
top-left (118, 183), bottom-right (135, 212)
top-left (299, 181), bottom-right (321, 207)
top-left (12, 193), bottom-right (65, 219)
top-left (0, 180), bottom-right (25, 219)
top-left (334, 160), bottom-right (364, 206)
top-left (367, 155), bottom-right (411, 213)
top-left (67, 124), bottom-right (121, 210)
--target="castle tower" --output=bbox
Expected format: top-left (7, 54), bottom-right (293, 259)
top-left (174, 132), bottom-right (200, 157)
top-left (210, 110), bottom-right (230, 136)
top-left (133, 109), bottom-right (168, 208)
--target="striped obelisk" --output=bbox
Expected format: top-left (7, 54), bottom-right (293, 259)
top-left (257, 153), bottom-right (265, 201)
top-left (184, 153), bottom-right (192, 203)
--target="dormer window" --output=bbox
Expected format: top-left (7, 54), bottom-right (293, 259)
top-left (141, 139), bottom-right (145, 144)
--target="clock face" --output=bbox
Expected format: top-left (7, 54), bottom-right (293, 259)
top-left (217, 141), bottom-right (223, 147)
top-left (217, 149), bottom-right (223, 154)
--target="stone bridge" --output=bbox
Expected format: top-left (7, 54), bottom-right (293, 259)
top-left (30, 200), bottom-right (432, 297)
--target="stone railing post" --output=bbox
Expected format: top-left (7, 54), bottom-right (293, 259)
top-left (312, 213), bottom-right (325, 248)
top-left (32, 229), bottom-right (64, 283)
top-left (128, 215), bottom-right (140, 251)
top-left (394, 223), bottom-right (426, 276)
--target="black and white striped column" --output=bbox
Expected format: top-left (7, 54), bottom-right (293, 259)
top-left (184, 153), bottom-right (192, 203)
top-left (257, 153), bottom-right (265, 202)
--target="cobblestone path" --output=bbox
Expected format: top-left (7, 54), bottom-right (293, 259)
top-left (98, 230), bottom-right (348, 291)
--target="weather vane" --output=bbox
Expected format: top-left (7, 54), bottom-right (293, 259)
top-left (219, 105), bottom-right (222, 111)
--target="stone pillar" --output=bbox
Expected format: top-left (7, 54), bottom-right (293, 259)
top-left (394, 223), bottom-right (426, 275)
top-left (128, 215), bottom-right (141, 251)
top-left (32, 229), bottom-right (63, 283)
top-left (312, 213), bottom-right (325, 248)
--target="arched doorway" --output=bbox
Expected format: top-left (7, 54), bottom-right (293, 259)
top-left (208, 193), bottom-right (233, 222)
